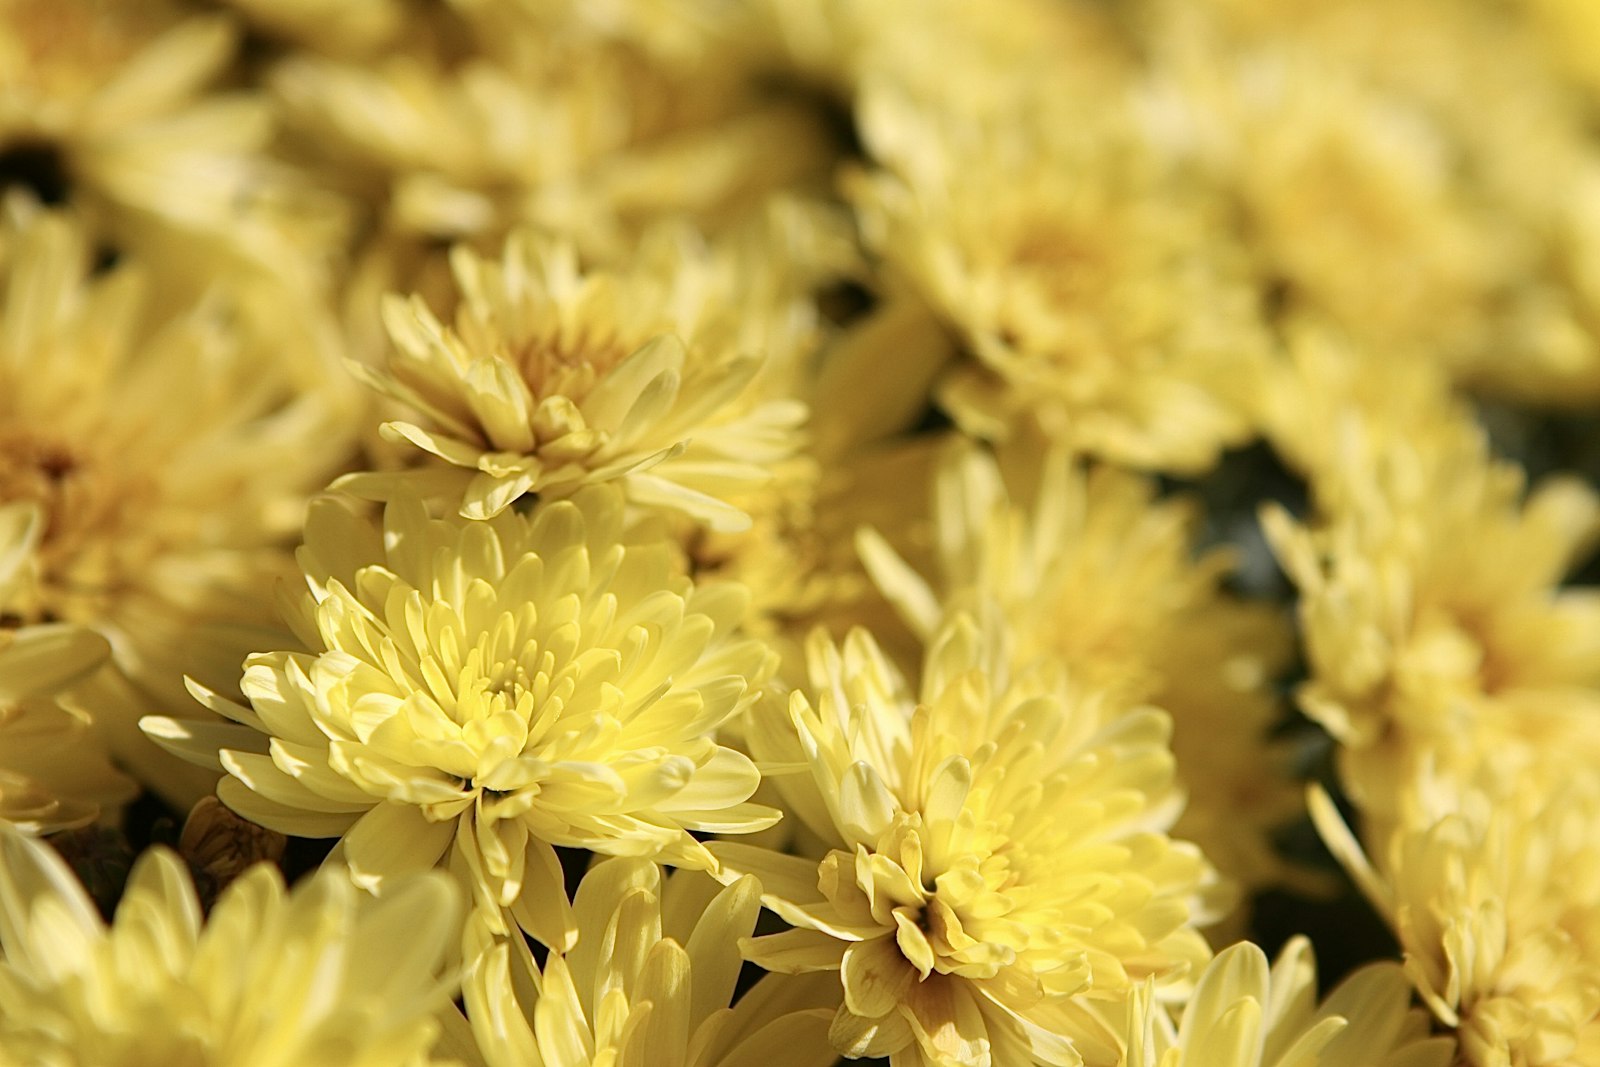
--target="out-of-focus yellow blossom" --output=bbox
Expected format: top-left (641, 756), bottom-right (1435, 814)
top-left (752, 0), bottom-right (1133, 123)
top-left (340, 223), bottom-right (811, 531)
top-left (0, 825), bottom-right (464, 1067)
top-left (1119, 936), bottom-right (1453, 1067)
top-left (1140, 22), bottom-right (1503, 369)
top-left (1145, 0), bottom-right (1600, 406)
top-left (1313, 760), bottom-right (1600, 1067)
top-left (268, 0), bottom-right (836, 348)
top-left (680, 497), bottom-right (833, 655)
top-left (851, 84), bottom-right (1267, 472)
top-left (0, 604), bottom-right (133, 833)
top-left (1254, 324), bottom-right (1474, 491)
top-left (450, 0), bottom-right (763, 77)
top-left (1333, 0), bottom-right (1600, 409)
top-left (749, 433), bottom-right (948, 693)
top-left (0, 204), bottom-right (344, 805)
top-left (718, 614), bottom-right (1220, 1067)
top-left (668, 204), bottom-right (953, 656)
top-left (215, 0), bottom-right (414, 59)
top-left (464, 857), bottom-right (838, 1067)
top-left (659, 199), bottom-right (878, 640)
top-left (857, 441), bottom-right (1299, 898)
top-left (144, 485), bottom-right (779, 950)
top-left (1262, 344), bottom-right (1600, 815)
top-left (0, 0), bottom-right (341, 287)
top-left (1176, 0), bottom-right (1579, 236)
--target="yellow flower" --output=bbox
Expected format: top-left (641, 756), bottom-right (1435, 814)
top-left (0, 204), bottom-right (344, 806)
top-left (1120, 937), bottom-right (1453, 1067)
top-left (1313, 759), bottom-right (1600, 1067)
top-left (0, 825), bottom-right (464, 1066)
top-left (340, 223), bottom-right (812, 531)
top-left (1143, 12), bottom-right (1502, 370)
top-left (857, 440), bottom-right (1299, 900)
top-left (1254, 324), bottom-right (1473, 490)
top-left (1262, 342), bottom-right (1600, 816)
top-left (752, 0), bottom-right (1131, 121)
top-left (214, 0), bottom-right (410, 58)
top-left (270, 4), bottom-right (836, 343)
top-left (849, 81), bottom-right (1267, 471)
top-left (719, 614), bottom-right (1219, 1067)
top-left (0, 0), bottom-right (338, 282)
top-left (145, 484), bottom-right (779, 950)
top-left (0, 609), bottom-right (133, 833)
top-left (645, 198), bottom-right (875, 642)
top-left (1148, 0), bottom-right (1600, 406)
top-left (463, 856), bottom-right (838, 1067)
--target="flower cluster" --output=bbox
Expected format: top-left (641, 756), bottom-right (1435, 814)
top-left (2, 1), bottom-right (1599, 1066)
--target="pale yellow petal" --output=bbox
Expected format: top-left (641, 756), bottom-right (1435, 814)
top-left (331, 801), bottom-right (457, 892)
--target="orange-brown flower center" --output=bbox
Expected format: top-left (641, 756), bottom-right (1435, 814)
top-left (0, 425), bottom-right (154, 622)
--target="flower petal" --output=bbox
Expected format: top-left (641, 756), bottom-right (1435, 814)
top-left (332, 800), bottom-right (457, 893)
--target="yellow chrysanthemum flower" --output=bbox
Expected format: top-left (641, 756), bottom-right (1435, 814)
top-left (753, 0), bottom-right (1132, 123)
top-left (0, 609), bottom-right (133, 833)
top-left (1254, 324), bottom-right (1473, 491)
top-left (1313, 759), bottom-right (1600, 1067)
top-left (1262, 343), bottom-right (1600, 815)
top-left (464, 856), bottom-right (838, 1067)
top-left (1120, 936), bottom-right (1453, 1067)
top-left (857, 441), bottom-right (1299, 899)
top-left (850, 82), bottom-right (1266, 471)
top-left (647, 199), bottom-right (882, 640)
top-left (269, 1), bottom-right (835, 344)
top-left (0, 0), bottom-right (339, 283)
top-left (0, 825), bottom-right (464, 1067)
top-left (0, 204), bottom-right (344, 804)
top-left (339, 223), bottom-right (811, 531)
top-left (1149, 0), bottom-right (1600, 406)
top-left (272, 14), bottom-right (827, 257)
top-left (719, 614), bottom-right (1219, 1067)
top-left (1141, 12), bottom-right (1503, 370)
top-left (145, 485), bottom-right (779, 950)
top-left (718, 433), bottom-right (949, 696)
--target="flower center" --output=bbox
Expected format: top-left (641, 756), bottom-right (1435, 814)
top-left (822, 817), bottom-right (1021, 983)
top-left (1009, 208), bottom-right (1117, 309)
top-left (484, 657), bottom-right (529, 701)
top-left (0, 425), bottom-right (150, 622)
top-left (447, 627), bottom-right (547, 728)
top-left (516, 327), bottom-right (638, 406)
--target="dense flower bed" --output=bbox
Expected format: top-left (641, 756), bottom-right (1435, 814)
top-left (2, 2), bottom-right (1598, 1065)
